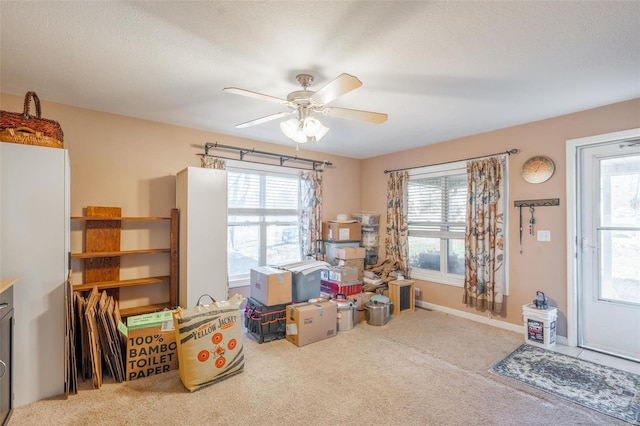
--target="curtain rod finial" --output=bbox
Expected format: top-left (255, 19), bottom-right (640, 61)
top-left (508, 149), bottom-right (520, 155)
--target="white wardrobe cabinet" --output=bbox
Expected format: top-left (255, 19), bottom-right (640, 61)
top-left (0, 142), bottom-right (69, 407)
top-left (176, 167), bottom-right (228, 307)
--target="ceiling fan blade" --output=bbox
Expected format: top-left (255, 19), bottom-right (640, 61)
top-left (223, 87), bottom-right (289, 105)
top-left (324, 106), bottom-right (388, 124)
top-left (311, 73), bottom-right (362, 105)
top-left (235, 111), bottom-right (293, 128)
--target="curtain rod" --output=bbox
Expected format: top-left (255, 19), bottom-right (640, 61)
top-left (383, 149), bottom-right (520, 174)
top-left (203, 142), bottom-right (332, 171)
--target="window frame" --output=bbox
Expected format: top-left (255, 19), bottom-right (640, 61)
top-left (226, 161), bottom-right (302, 288)
top-left (407, 160), bottom-right (467, 287)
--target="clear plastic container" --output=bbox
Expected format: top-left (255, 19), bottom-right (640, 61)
top-left (352, 212), bottom-right (380, 226)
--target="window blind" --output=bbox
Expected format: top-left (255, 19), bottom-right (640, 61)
top-left (408, 174), bottom-right (467, 231)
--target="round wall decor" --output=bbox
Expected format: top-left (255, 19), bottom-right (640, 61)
top-left (521, 155), bottom-right (555, 183)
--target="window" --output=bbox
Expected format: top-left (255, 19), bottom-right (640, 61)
top-left (407, 162), bottom-right (467, 286)
top-left (227, 165), bottom-right (302, 287)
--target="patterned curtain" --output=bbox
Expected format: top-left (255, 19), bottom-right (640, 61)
top-left (201, 156), bottom-right (226, 169)
top-left (299, 170), bottom-right (323, 260)
top-left (385, 171), bottom-right (409, 274)
top-left (463, 156), bottom-right (506, 312)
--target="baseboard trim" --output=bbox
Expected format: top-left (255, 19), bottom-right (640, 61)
top-left (416, 300), bottom-right (569, 345)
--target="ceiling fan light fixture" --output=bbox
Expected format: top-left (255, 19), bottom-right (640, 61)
top-left (311, 122), bottom-right (329, 141)
top-left (280, 118), bottom-right (308, 143)
top-left (280, 116), bottom-right (329, 143)
top-left (226, 73), bottom-right (386, 144)
top-left (302, 117), bottom-right (322, 135)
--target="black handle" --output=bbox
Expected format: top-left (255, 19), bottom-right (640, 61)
top-left (196, 294), bottom-right (216, 306)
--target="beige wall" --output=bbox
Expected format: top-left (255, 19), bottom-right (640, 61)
top-left (1, 93), bottom-right (361, 307)
top-left (361, 98), bottom-right (640, 336)
top-left (3, 92), bottom-right (639, 331)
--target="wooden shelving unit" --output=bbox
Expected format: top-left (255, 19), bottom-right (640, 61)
top-left (71, 206), bottom-right (178, 317)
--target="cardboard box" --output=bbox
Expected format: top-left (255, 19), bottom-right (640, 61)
top-left (324, 241), bottom-right (361, 265)
top-left (336, 258), bottom-right (364, 279)
top-left (250, 266), bottom-right (292, 306)
top-left (322, 222), bottom-right (362, 242)
top-left (285, 301), bottom-right (337, 347)
top-left (126, 310), bottom-right (178, 381)
top-left (335, 246), bottom-right (366, 260)
top-left (321, 265), bottom-right (359, 283)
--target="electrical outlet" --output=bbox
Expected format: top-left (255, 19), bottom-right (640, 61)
top-left (537, 230), bottom-right (551, 242)
top-left (414, 288), bottom-right (421, 297)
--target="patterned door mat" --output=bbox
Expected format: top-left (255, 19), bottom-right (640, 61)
top-left (491, 344), bottom-right (640, 424)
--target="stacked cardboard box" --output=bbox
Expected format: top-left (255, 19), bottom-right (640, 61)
top-left (320, 265), bottom-right (363, 296)
top-left (248, 267), bottom-right (293, 343)
top-left (322, 221), bottom-right (361, 242)
top-left (324, 241), bottom-right (360, 265)
top-left (285, 301), bottom-right (337, 347)
top-left (250, 267), bottom-right (292, 306)
top-left (334, 247), bottom-right (366, 279)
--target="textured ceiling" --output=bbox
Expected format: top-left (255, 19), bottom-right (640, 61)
top-left (1, 1), bottom-right (639, 159)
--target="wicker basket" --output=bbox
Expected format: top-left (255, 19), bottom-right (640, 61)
top-left (0, 127), bottom-right (63, 149)
top-left (0, 91), bottom-right (64, 148)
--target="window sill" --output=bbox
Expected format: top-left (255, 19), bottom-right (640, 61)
top-left (410, 268), bottom-right (464, 287)
top-left (229, 276), bottom-right (249, 289)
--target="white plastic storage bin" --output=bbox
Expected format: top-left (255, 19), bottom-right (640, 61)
top-left (522, 304), bottom-right (557, 349)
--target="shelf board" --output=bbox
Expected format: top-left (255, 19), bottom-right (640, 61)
top-left (71, 248), bottom-right (170, 259)
top-left (120, 302), bottom-right (173, 318)
top-left (72, 276), bottom-right (170, 292)
top-left (71, 216), bottom-right (170, 221)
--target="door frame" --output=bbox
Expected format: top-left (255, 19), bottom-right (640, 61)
top-left (566, 127), bottom-right (640, 348)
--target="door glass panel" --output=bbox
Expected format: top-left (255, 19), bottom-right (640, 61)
top-left (600, 156), bottom-right (640, 227)
top-left (598, 154), bottom-right (640, 305)
top-left (598, 229), bottom-right (640, 305)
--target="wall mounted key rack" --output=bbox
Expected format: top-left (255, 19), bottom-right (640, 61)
top-left (513, 198), bottom-right (560, 208)
top-left (514, 198), bottom-right (560, 254)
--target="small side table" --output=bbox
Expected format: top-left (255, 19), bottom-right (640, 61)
top-left (388, 279), bottom-right (415, 315)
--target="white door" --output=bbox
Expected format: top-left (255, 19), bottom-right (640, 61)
top-left (578, 139), bottom-right (640, 362)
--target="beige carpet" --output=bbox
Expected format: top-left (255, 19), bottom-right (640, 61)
top-left (9, 308), bottom-right (627, 425)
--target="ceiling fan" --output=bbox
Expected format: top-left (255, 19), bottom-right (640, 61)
top-left (223, 73), bottom-right (387, 143)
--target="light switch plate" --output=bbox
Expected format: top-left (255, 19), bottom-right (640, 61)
top-left (537, 230), bottom-right (551, 242)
